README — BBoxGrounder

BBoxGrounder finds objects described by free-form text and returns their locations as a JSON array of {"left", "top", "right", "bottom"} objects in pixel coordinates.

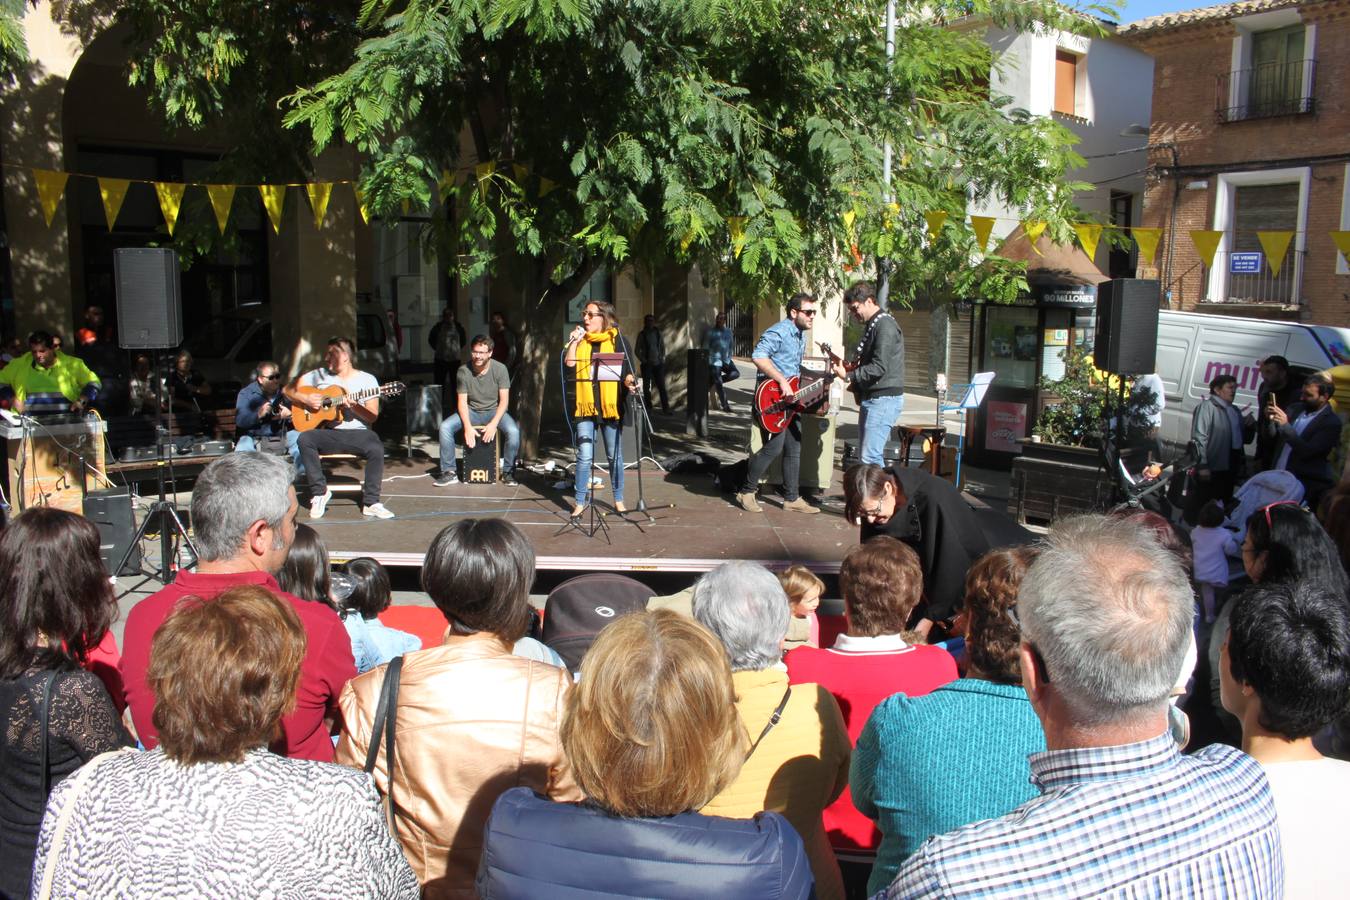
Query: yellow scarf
[{"left": 574, "top": 327, "right": 621, "bottom": 419}]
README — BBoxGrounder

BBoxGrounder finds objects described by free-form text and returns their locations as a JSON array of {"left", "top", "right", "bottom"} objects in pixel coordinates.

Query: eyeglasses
[
  {"left": 798, "top": 309, "right": 818, "bottom": 317},
  {"left": 583, "top": 311, "right": 602, "bottom": 319},
  {"left": 857, "top": 501, "right": 885, "bottom": 521},
  {"left": 261, "top": 373, "right": 280, "bottom": 381}
]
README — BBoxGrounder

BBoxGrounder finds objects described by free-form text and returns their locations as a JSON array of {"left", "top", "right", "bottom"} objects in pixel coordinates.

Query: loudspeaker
[
  {"left": 1094, "top": 278, "right": 1160, "bottom": 375},
  {"left": 83, "top": 488, "right": 141, "bottom": 576},
  {"left": 685, "top": 348, "right": 709, "bottom": 436},
  {"left": 114, "top": 248, "right": 183, "bottom": 349}
]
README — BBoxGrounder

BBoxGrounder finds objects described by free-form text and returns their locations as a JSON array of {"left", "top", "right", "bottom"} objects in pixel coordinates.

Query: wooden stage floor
[{"left": 309, "top": 456, "right": 859, "bottom": 575}]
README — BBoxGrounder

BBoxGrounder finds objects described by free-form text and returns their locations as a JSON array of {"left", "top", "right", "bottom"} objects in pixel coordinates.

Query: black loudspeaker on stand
[
  {"left": 1094, "top": 278, "right": 1160, "bottom": 376},
  {"left": 112, "top": 248, "right": 198, "bottom": 591},
  {"left": 83, "top": 488, "right": 141, "bottom": 576}
]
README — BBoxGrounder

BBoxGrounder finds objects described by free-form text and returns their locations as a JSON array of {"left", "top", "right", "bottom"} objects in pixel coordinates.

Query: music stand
[
  {"left": 554, "top": 350, "right": 626, "bottom": 542},
  {"left": 938, "top": 371, "right": 994, "bottom": 488}
]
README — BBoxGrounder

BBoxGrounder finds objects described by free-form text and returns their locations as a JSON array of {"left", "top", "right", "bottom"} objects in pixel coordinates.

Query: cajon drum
[{"left": 463, "top": 430, "right": 500, "bottom": 483}]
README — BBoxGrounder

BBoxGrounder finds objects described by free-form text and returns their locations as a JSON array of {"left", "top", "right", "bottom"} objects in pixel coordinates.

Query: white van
[{"left": 1154, "top": 310, "right": 1350, "bottom": 452}]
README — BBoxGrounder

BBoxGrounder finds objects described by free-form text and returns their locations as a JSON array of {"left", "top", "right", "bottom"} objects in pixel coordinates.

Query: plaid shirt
[{"left": 882, "top": 731, "right": 1282, "bottom": 899}]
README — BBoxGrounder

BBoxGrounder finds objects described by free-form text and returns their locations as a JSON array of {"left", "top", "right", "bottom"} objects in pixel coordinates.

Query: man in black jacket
[
  {"left": 1269, "top": 374, "right": 1343, "bottom": 509},
  {"left": 636, "top": 315, "right": 670, "bottom": 413},
  {"left": 428, "top": 307, "right": 466, "bottom": 405},
  {"left": 833, "top": 281, "right": 905, "bottom": 466},
  {"left": 1256, "top": 355, "right": 1302, "bottom": 471}
]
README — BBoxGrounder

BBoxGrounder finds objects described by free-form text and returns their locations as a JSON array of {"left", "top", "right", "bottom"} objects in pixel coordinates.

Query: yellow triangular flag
[
  {"left": 1256, "top": 231, "right": 1294, "bottom": 277},
  {"left": 1132, "top": 227, "right": 1163, "bottom": 266},
  {"left": 1189, "top": 230, "right": 1223, "bottom": 268},
  {"left": 512, "top": 163, "right": 529, "bottom": 183},
  {"left": 728, "top": 216, "right": 748, "bottom": 259},
  {"left": 1332, "top": 231, "right": 1350, "bottom": 266},
  {"left": 352, "top": 185, "right": 370, "bottom": 225},
  {"left": 153, "top": 182, "right": 187, "bottom": 236},
  {"left": 924, "top": 210, "right": 948, "bottom": 243},
  {"left": 305, "top": 183, "right": 333, "bottom": 231},
  {"left": 258, "top": 184, "right": 287, "bottom": 234},
  {"left": 969, "top": 216, "right": 995, "bottom": 253},
  {"left": 1023, "top": 220, "right": 1047, "bottom": 255},
  {"left": 1073, "top": 223, "right": 1103, "bottom": 261},
  {"left": 31, "top": 169, "right": 68, "bottom": 227},
  {"left": 475, "top": 161, "right": 496, "bottom": 200},
  {"left": 539, "top": 177, "right": 557, "bottom": 197},
  {"left": 97, "top": 178, "right": 130, "bottom": 231},
  {"left": 842, "top": 209, "right": 857, "bottom": 232},
  {"left": 205, "top": 184, "right": 236, "bottom": 235}
]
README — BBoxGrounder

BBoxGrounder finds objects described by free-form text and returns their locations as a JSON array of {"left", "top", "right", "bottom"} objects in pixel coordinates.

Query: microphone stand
[{"left": 553, "top": 345, "right": 611, "bottom": 542}]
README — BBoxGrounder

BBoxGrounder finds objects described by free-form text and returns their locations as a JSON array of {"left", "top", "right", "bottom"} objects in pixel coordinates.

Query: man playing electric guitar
[
  {"left": 834, "top": 280, "right": 905, "bottom": 466},
  {"left": 734, "top": 292, "right": 820, "bottom": 515},
  {"left": 283, "top": 336, "right": 395, "bottom": 520}
]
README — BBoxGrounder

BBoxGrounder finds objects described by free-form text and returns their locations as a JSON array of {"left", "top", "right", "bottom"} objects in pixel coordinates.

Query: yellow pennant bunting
[
  {"left": 842, "top": 209, "right": 857, "bottom": 232},
  {"left": 306, "top": 183, "right": 333, "bottom": 231},
  {"left": 1256, "top": 231, "right": 1294, "bottom": 277},
  {"left": 352, "top": 185, "right": 370, "bottom": 225},
  {"left": 512, "top": 164, "right": 529, "bottom": 183},
  {"left": 1073, "top": 223, "right": 1103, "bottom": 261},
  {"left": 259, "top": 184, "right": 287, "bottom": 234},
  {"left": 153, "top": 182, "right": 187, "bottom": 236},
  {"left": 475, "top": 161, "right": 496, "bottom": 200},
  {"left": 1131, "top": 227, "right": 1163, "bottom": 267},
  {"left": 924, "top": 210, "right": 948, "bottom": 243},
  {"left": 727, "top": 217, "right": 748, "bottom": 259},
  {"left": 1189, "top": 230, "right": 1223, "bottom": 268},
  {"left": 31, "top": 169, "right": 68, "bottom": 227},
  {"left": 205, "top": 184, "right": 236, "bottom": 234},
  {"left": 539, "top": 177, "right": 557, "bottom": 197},
  {"left": 97, "top": 178, "right": 130, "bottom": 231},
  {"left": 1022, "top": 220, "right": 1047, "bottom": 255},
  {"left": 1332, "top": 231, "right": 1350, "bottom": 266},
  {"left": 969, "top": 216, "right": 996, "bottom": 253}
]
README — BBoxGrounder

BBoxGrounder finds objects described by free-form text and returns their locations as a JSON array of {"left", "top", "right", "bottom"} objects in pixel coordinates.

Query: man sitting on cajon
[{"left": 435, "top": 335, "right": 519, "bottom": 485}]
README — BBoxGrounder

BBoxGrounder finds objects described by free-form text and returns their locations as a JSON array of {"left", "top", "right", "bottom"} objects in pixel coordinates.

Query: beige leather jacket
[{"left": 336, "top": 631, "right": 580, "bottom": 899}]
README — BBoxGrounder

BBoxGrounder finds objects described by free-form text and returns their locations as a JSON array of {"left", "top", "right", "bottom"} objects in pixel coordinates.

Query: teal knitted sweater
[{"left": 851, "top": 679, "right": 1045, "bottom": 896}]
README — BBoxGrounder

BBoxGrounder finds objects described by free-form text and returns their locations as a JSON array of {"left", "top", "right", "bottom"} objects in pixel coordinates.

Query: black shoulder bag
[{"left": 362, "top": 656, "right": 404, "bottom": 832}]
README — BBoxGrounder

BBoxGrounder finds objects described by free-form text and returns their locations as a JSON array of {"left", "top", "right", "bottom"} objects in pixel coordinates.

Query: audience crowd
[{"left": 2, "top": 448, "right": 1348, "bottom": 899}]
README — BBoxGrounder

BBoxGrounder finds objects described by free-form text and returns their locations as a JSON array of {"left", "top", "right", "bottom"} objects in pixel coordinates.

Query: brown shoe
[
  {"left": 782, "top": 497, "right": 819, "bottom": 514},
  {"left": 736, "top": 492, "right": 762, "bottom": 513}
]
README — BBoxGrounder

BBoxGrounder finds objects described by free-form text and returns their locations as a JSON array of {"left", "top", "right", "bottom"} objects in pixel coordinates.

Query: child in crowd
[
  {"left": 779, "top": 565, "right": 823, "bottom": 651},
  {"left": 1191, "top": 500, "right": 1239, "bottom": 623},
  {"left": 336, "top": 557, "right": 421, "bottom": 673}
]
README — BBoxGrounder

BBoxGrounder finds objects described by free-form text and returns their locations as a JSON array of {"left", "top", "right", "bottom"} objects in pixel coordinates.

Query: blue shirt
[
  {"left": 852, "top": 679, "right": 1044, "bottom": 895},
  {"left": 752, "top": 318, "right": 805, "bottom": 379},
  {"left": 705, "top": 326, "right": 734, "bottom": 368},
  {"left": 341, "top": 614, "right": 422, "bottom": 674},
  {"left": 235, "top": 381, "right": 290, "bottom": 438},
  {"left": 883, "top": 731, "right": 1282, "bottom": 898}
]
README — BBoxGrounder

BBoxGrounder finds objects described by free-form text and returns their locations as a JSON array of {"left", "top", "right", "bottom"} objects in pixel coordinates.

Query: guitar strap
[{"left": 850, "top": 312, "right": 893, "bottom": 400}]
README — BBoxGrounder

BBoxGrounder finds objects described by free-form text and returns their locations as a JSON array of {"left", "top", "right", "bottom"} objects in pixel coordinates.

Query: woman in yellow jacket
[{"left": 695, "top": 561, "right": 851, "bottom": 900}]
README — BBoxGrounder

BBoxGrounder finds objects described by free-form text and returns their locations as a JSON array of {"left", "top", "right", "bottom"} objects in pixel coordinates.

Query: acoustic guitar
[
  {"left": 292, "top": 381, "right": 406, "bottom": 432},
  {"left": 752, "top": 343, "right": 855, "bottom": 434}
]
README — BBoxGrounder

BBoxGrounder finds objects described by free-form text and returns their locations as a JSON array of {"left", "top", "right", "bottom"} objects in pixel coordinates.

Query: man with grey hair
[
  {"left": 693, "top": 561, "right": 852, "bottom": 899},
  {"left": 884, "top": 515, "right": 1282, "bottom": 898},
  {"left": 119, "top": 453, "right": 355, "bottom": 762}
]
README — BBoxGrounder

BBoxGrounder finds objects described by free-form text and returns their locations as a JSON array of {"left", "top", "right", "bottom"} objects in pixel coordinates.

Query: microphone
[{"left": 565, "top": 327, "right": 586, "bottom": 348}]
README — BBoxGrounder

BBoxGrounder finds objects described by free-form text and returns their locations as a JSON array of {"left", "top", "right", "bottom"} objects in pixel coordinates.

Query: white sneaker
[
  {"left": 309, "top": 489, "right": 333, "bottom": 519},
  {"left": 362, "top": 502, "right": 395, "bottom": 520}
]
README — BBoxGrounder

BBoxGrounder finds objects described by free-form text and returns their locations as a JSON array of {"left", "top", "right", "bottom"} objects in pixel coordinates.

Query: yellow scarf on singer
[{"left": 574, "top": 327, "right": 621, "bottom": 419}]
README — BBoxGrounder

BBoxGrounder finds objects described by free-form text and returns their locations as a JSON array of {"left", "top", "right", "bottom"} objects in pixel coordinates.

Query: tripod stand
[
  {"left": 115, "top": 349, "right": 198, "bottom": 594},
  {"left": 615, "top": 387, "right": 674, "bottom": 530}
]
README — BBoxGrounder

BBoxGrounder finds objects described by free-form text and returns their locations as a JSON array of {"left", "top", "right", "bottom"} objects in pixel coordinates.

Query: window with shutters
[
  {"left": 1053, "top": 50, "right": 1079, "bottom": 117},
  {"left": 1205, "top": 169, "right": 1309, "bottom": 306}
]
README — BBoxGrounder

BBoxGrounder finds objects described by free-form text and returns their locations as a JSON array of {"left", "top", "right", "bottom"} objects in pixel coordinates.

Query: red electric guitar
[{"left": 753, "top": 343, "right": 856, "bottom": 434}]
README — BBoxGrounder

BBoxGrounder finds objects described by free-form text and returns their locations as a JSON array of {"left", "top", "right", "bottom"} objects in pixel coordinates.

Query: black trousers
[
  {"left": 641, "top": 363, "right": 669, "bottom": 412},
  {"left": 298, "top": 427, "right": 385, "bottom": 506},
  {"left": 740, "top": 419, "right": 802, "bottom": 501},
  {"left": 433, "top": 358, "right": 460, "bottom": 405}
]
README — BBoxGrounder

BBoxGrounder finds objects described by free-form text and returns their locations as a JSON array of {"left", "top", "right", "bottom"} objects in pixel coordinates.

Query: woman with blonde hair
[
  {"left": 564, "top": 299, "right": 638, "bottom": 518},
  {"left": 477, "top": 609, "right": 814, "bottom": 898}
]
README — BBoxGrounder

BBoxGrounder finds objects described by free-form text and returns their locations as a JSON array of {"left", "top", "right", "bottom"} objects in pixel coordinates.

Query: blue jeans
[
  {"left": 858, "top": 394, "right": 904, "bottom": 466},
  {"left": 236, "top": 430, "right": 303, "bottom": 475},
  {"left": 574, "top": 417, "right": 624, "bottom": 506},
  {"left": 439, "top": 408, "right": 520, "bottom": 475}
]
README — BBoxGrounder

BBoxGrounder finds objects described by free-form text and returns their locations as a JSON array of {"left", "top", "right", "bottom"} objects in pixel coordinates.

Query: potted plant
[{"left": 1008, "top": 347, "right": 1159, "bottom": 523}]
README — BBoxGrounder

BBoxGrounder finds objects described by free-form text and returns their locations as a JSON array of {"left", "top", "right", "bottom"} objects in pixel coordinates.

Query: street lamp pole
[{"left": 877, "top": 0, "right": 896, "bottom": 305}]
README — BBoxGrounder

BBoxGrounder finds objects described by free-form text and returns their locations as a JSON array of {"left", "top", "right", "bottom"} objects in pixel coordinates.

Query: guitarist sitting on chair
[
  {"left": 283, "top": 336, "right": 395, "bottom": 521},
  {"left": 734, "top": 292, "right": 820, "bottom": 515}
]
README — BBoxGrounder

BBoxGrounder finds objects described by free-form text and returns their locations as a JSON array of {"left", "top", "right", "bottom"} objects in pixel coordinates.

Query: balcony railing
[
  {"left": 1216, "top": 59, "right": 1316, "bottom": 123},
  {"left": 1204, "top": 249, "right": 1305, "bottom": 306}
]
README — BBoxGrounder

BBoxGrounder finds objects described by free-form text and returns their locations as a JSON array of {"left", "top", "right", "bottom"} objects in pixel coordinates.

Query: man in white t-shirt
[
  {"left": 283, "top": 336, "right": 393, "bottom": 519},
  {"left": 1221, "top": 579, "right": 1350, "bottom": 897}
]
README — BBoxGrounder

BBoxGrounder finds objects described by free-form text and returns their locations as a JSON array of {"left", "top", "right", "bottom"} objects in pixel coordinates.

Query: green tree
[{"left": 57, "top": 0, "right": 1112, "bottom": 452}]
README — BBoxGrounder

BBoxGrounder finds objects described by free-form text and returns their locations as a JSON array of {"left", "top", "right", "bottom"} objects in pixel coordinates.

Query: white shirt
[
  {"left": 1261, "top": 756, "right": 1350, "bottom": 898},
  {"left": 302, "top": 368, "right": 379, "bottom": 430}
]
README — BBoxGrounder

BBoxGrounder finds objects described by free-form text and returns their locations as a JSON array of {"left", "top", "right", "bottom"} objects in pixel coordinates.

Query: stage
[{"left": 309, "top": 455, "right": 860, "bottom": 576}]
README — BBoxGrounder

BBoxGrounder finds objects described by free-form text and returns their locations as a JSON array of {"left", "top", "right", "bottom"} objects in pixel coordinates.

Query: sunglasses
[
  {"left": 798, "top": 309, "right": 818, "bottom": 317},
  {"left": 261, "top": 374, "right": 280, "bottom": 381},
  {"left": 583, "top": 311, "right": 601, "bottom": 318}
]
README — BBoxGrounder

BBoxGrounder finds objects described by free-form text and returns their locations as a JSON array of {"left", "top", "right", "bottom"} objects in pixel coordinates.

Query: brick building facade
[{"left": 1120, "top": 0, "right": 1350, "bottom": 327}]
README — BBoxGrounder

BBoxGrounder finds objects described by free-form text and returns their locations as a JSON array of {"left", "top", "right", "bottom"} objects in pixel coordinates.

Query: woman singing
[{"left": 565, "top": 300, "right": 638, "bottom": 520}]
